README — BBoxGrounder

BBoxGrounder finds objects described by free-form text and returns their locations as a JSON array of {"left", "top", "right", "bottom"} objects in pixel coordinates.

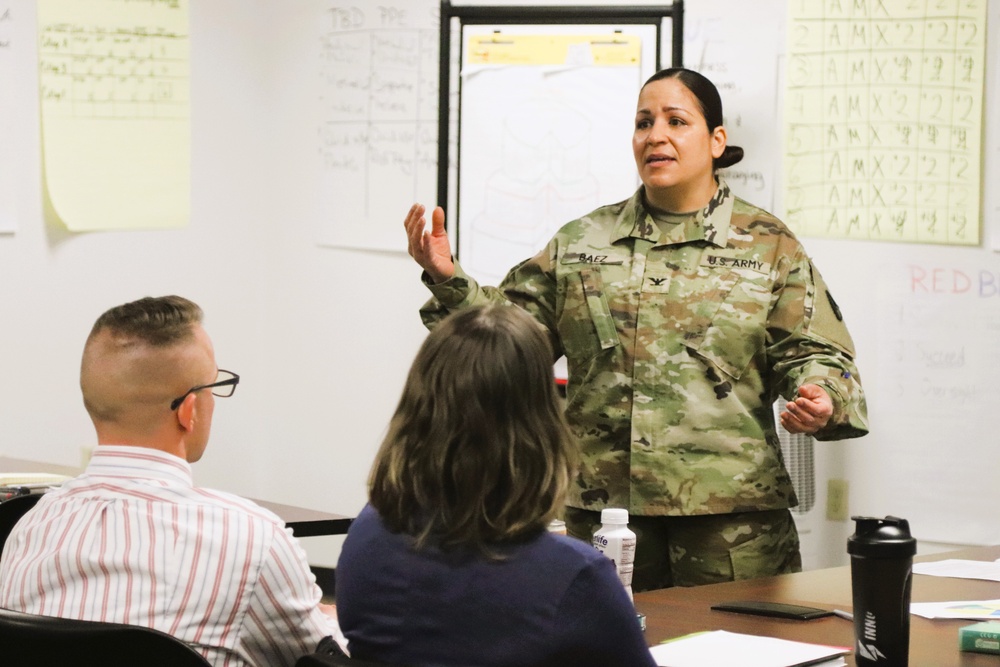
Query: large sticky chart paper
[
  {"left": 457, "top": 26, "right": 653, "bottom": 285},
  {"left": 784, "top": 0, "right": 987, "bottom": 245},
  {"left": 37, "top": 0, "right": 190, "bottom": 231},
  {"left": 316, "top": 1, "right": 438, "bottom": 252}
]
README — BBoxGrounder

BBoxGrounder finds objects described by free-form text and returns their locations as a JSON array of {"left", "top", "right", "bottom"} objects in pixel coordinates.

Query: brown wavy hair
[{"left": 369, "top": 305, "right": 578, "bottom": 555}]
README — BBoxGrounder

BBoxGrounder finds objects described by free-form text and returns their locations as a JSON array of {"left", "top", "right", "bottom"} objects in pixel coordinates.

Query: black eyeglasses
[{"left": 170, "top": 369, "right": 240, "bottom": 410}]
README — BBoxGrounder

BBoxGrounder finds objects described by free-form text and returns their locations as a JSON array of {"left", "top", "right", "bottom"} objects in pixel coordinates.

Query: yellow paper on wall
[
  {"left": 783, "top": 0, "right": 986, "bottom": 245},
  {"left": 466, "top": 33, "right": 640, "bottom": 67},
  {"left": 37, "top": 0, "right": 190, "bottom": 231}
]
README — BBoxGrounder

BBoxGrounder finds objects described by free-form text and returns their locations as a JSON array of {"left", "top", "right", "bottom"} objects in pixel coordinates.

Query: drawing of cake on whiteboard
[{"left": 466, "top": 99, "right": 600, "bottom": 283}]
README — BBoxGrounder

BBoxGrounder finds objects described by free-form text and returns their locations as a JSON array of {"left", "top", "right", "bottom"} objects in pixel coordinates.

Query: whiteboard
[
  {"left": 456, "top": 24, "right": 657, "bottom": 284},
  {"left": 315, "top": 0, "right": 439, "bottom": 252}
]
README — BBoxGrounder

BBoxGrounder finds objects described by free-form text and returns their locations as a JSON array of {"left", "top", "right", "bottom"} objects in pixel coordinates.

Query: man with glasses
[{"left": 0, "top": 295, "right": 344, "bottom": 666}]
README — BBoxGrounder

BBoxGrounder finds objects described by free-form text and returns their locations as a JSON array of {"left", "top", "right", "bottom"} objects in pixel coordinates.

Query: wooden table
[
  {"left": 0, "top": 456, "right": 353, "bottom": 537},
  {"left": 636, "top": 545, "right": 1000, "bottom": 666}
]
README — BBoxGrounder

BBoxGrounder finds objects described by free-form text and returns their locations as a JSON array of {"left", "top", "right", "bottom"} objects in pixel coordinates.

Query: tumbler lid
[{"left": 848, "top": 515, "right": 917, "bottom": 558}]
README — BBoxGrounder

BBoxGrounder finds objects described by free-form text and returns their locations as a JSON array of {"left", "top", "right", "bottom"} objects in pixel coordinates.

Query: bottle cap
[
  {"left": 848, "top": 515, "right": 917, "bottom": 558},
  {"left": 601, "top": 508, "right": 629, "bottom": 525}
]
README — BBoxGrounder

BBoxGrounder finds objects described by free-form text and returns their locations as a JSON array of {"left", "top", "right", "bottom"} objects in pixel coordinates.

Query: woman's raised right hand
[{"left": 404, "top": 203, "right": 455, "bottom": 284}]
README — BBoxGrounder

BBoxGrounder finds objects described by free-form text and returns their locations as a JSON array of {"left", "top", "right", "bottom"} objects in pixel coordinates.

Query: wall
[
  {"left": 1, "top": 0, "right": 999, "bottom": 570},
  {"left": 0, "top": 0, "right": 431, "bottom": 567}
]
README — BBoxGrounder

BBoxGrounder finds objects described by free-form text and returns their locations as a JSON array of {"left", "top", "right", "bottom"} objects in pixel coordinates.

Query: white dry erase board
[
  {"left": 315, "top": 0, "right": 440, "bottom": 252},
  {"left": 454, "top": 24, "right": 657, "bottom": 285},
  {"left": 440, "top": 3, "right": 683, "bottom": 286}
]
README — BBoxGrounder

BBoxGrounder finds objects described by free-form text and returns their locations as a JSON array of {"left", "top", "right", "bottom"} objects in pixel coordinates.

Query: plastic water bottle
[{"left": 592, "top": 508, "right": 636, "bottom": 602}]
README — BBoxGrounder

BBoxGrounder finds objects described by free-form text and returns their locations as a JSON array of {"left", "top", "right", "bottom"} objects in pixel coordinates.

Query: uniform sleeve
[
  {"left": 237, "top": 525, "right": 339, "bottom": 667},
  {"left": 419, "top": 247, "right": 564, "bottom": 358},
  {"left": 766, "top": 246, "right": 869, "bottom": 441},
  {"left": 549, "top": 558, "right": 657, "bottom": 667}
]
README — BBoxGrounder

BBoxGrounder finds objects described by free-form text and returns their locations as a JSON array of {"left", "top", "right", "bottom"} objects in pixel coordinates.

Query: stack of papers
[
  {"left": 910, "top": 560, "right": 1000, "bottom": 620},
  {"left": 649, "top": 630, "right": 849, "bottom": 667}
]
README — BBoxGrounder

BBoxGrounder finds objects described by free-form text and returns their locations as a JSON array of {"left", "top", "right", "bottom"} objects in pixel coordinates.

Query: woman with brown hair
[{"left": 336, "top": 305, "right": 655, "bottom": 667}]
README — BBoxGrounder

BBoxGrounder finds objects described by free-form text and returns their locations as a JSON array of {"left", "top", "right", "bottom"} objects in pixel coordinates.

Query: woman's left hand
[{"left": 779, "top": 384, "right": 833, "bottom": 435}]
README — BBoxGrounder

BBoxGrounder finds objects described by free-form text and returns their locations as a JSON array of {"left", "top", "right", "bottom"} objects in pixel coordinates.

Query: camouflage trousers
[{"left": 563, "top": 507, "right": 802, "bottom": 592}]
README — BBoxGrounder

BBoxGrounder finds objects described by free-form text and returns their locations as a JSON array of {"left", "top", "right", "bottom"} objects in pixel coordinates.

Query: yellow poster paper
[
  {"left": 38, "top": 0, "right": 190, "bottom": 231},
  {"left": 784, "top": 0, "right": 986, "bottom": 245},
  {"left": 466, "top": 33, "right": 640, "bottom": 67}
]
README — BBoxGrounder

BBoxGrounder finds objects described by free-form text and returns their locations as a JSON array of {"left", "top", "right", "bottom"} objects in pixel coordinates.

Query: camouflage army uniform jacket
[{"left": 419, "top": 180, "right": 868, "bottom": 516}]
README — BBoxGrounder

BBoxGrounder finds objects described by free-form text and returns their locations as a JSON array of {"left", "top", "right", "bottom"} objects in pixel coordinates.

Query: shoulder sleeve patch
[{"left": 826, "top": 289, "right": 843, "bottom": 321}]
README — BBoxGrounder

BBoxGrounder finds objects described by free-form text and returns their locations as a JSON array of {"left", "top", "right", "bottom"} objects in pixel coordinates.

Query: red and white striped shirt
[{"left": 0, "top": 446, "right": 338, "bottom": 667}]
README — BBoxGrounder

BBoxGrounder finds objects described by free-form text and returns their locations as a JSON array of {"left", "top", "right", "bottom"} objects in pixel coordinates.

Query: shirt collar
[
  {"left": 84, "top": 445, "right": 194, "bottom": 487},
  {"left": 611, "top": 177, "right": 734, "bottom": 248}
]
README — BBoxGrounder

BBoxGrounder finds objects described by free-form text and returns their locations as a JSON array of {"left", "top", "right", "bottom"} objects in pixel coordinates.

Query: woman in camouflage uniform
[{"left": 403, "top": 68, "right": 868, "bottom": 591}]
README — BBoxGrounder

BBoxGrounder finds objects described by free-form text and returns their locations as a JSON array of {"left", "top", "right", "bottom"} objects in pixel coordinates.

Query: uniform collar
[{"left": 611, "top": 178, "right": 734, "bottom": 248}]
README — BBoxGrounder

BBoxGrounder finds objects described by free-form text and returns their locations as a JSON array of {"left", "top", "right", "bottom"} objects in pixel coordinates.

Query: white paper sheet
[
  {"left": 910, "top": 599, "right": 1000, "bottom": 621},
  {"left": 913, "top": 559, "right": 1000, "bottom": 583},
  {"left": 649, "top": 630, "right": 848, "bottom": 667}
]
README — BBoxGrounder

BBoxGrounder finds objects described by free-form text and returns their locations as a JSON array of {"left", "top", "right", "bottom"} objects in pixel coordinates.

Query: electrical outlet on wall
[{"left": 826, "top": 479, "right": 849, "bottom": 522}]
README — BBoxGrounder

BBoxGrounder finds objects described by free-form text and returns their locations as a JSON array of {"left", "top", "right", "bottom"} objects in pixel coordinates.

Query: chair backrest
[
  {"left": 0, "top": 607, "right": 212, "bottom": 666},
  {"left": 296, "top": 636, "right": 405, "bottom": 667},
  {"left": 0, "top": 493, "right": 41, "bottom": 557}
]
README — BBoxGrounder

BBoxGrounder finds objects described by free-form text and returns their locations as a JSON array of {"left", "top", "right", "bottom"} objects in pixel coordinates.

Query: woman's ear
[{"left": 711, "top": 125, "right": 727, "bottom": 159}]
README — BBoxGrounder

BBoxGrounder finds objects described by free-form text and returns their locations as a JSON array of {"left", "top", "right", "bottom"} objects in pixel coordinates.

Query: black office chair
[
  {"left": 0, "top": 493, "right": 41, "bottom": 557},
  {"left": 0, "top": 607, "right": 212, "bottom": 666},
  {"left": 296, "top": 637, "right": 404, "bottom": 666}
]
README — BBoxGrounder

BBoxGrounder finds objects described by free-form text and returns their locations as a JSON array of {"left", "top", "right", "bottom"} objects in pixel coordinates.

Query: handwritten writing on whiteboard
[
  {"left": 784, "top": 0, "right": 987, "bottom": 245},
  {"left": 0, "top": 6, "right": 10, "bottom": 49},
  {"left": 317, "top": 2, "right": 438, "bottom": 252},
  {"left": 685, "top": 0, "right": 782, "bottom": 211},
  {"left": 879, "top": 263, "right": 1000, "bottom": 414},
  {"left": 875, "top": 261, "right": 1000, "bottom": 543}
]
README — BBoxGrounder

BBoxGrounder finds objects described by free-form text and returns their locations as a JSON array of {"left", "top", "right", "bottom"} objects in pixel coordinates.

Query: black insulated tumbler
[{"left": 848, "top": 516, "right": 917, "bottom": 667}]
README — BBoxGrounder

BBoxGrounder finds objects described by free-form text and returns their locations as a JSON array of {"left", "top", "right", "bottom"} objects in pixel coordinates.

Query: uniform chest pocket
[
  {"left": 557, "top": 267, "right": 621, "bottom": 362},
  {"left": 644, "top": 268, "right": 771, "bottom": 380}
]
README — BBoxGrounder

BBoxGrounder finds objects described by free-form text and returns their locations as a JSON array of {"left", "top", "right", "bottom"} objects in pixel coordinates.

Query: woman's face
[{"left": 632, "top": 77, "right": 726, "bottom": 211}]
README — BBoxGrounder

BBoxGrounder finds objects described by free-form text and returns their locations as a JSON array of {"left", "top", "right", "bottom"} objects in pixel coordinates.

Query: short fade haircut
[
  {"left": 88, "top": 295, "right": 203, "bottom": 347},
  {"left": 369, "top": 305, "right": 579, "bottom": 556}
]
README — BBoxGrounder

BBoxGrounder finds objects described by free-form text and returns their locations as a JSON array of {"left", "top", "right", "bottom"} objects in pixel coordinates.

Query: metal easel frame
[{"left": 436, "top": 1, "right": 685, "bottom": 212}]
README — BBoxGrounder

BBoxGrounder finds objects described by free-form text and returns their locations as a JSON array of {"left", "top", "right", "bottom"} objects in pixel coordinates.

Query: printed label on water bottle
[
  {"left": 619, "top": 536, "right": 635, "bottom": 566},
  {"left": 857, "top": 611, "right": 887, "bottom": 662},
  {"left": 594, "top": 534, "right": 636, "bottom": 588}
]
